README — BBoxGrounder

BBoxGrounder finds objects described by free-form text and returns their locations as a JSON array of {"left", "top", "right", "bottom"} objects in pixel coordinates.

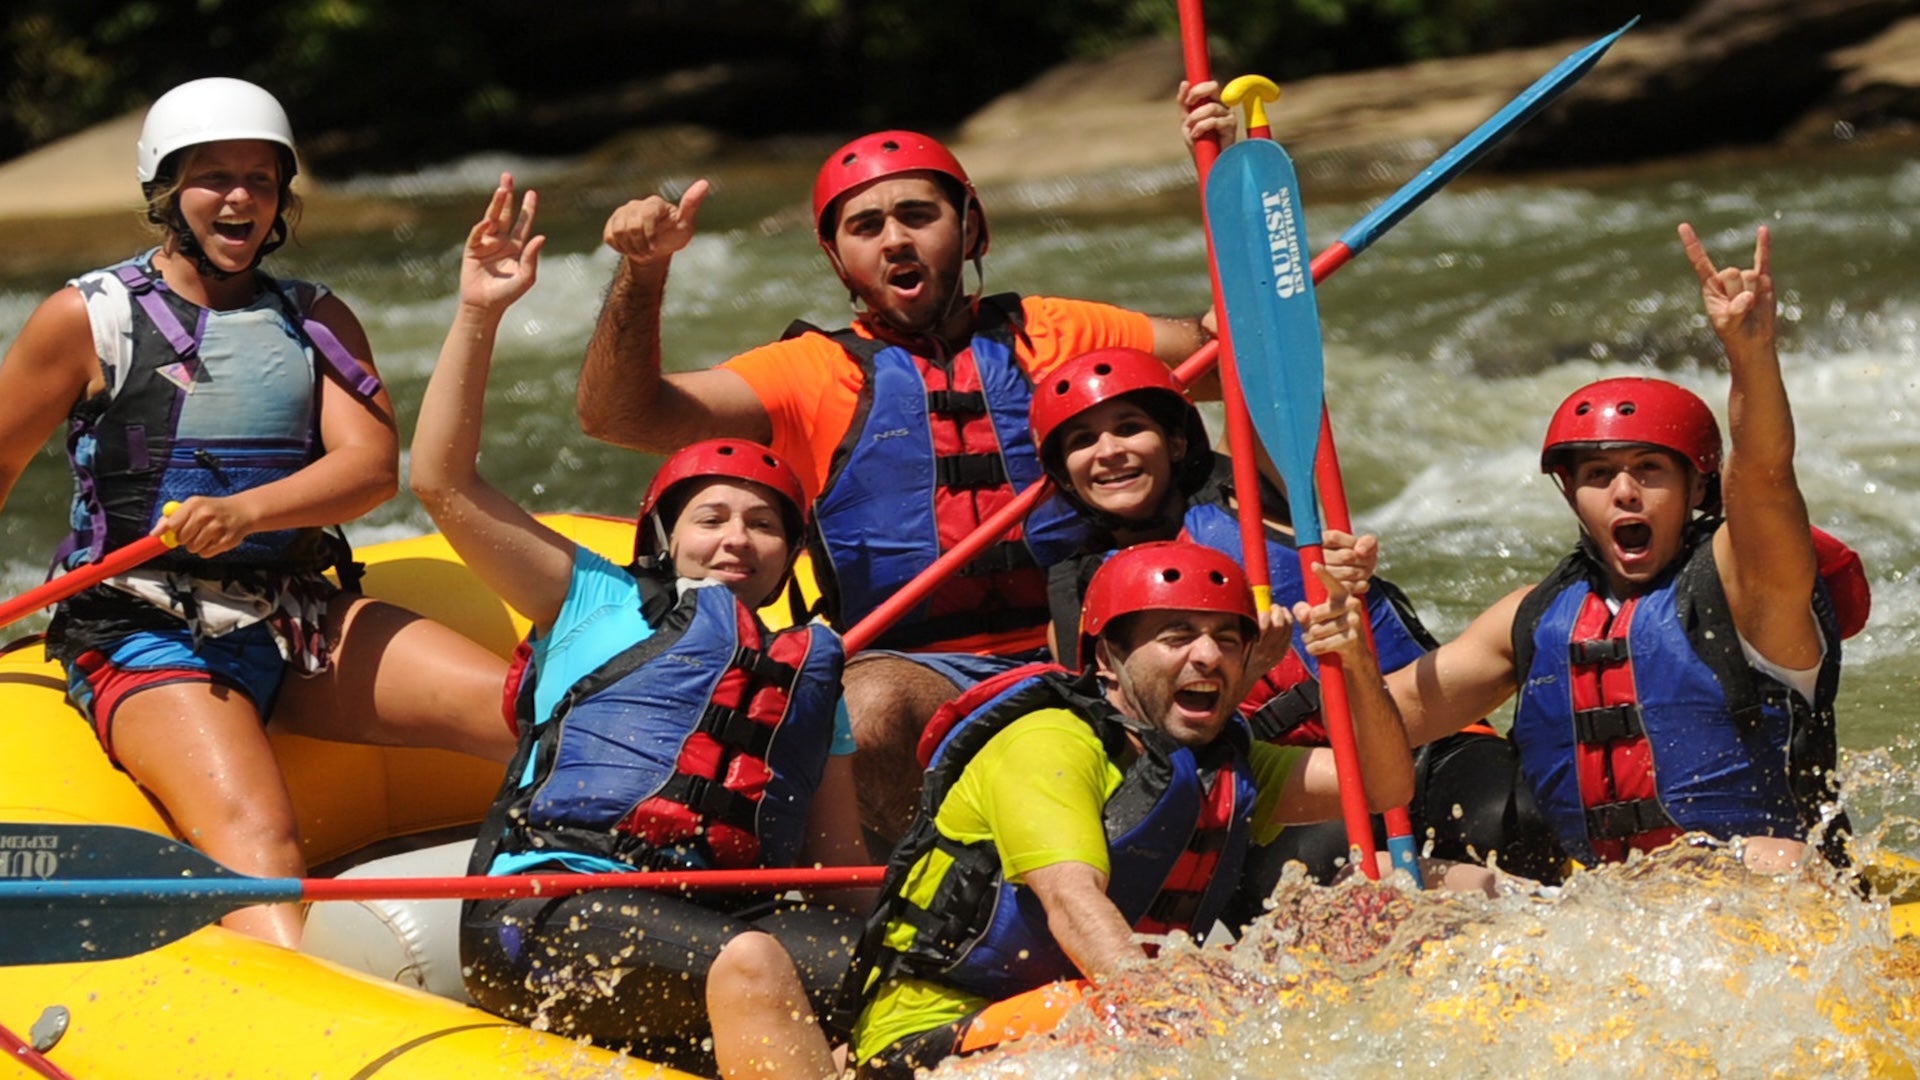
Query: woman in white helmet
[{"left": 0, "top": 77, "right": 517, "bottom": 948}]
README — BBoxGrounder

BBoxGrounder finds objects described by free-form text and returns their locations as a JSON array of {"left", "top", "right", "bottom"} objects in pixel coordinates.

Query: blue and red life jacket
[
  {"left": 479, "top": 572, "right": 845, "bottom": 875},
  {"left": 1509, "top": 526, "right": 1844, "bottom": 866},
  {"left": 787, "top": 294, "right": 1084, "bottom": 653},
  {"left": 837, "top": 664, "right": 1256, "bottom": 1013},
  {"left": 60, "top": 254, "right": 380, "bottom": 576}
]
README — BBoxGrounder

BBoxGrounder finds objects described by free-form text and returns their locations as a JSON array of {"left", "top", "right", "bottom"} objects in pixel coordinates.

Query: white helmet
[{"left": 136, "top": 77, "right": 297, "bottom": 184}]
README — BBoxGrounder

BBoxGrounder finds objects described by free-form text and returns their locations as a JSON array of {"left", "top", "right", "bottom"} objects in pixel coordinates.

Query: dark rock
[{"left": 1493, "top": 0, "right": 1913, "bottom": 168}]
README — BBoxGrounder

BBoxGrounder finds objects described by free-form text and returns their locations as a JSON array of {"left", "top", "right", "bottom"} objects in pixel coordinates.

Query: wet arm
[
  {"left": 1148, "top": 314, "right": 1220, "bottom": 400},
  {"left": 410, "top": 180, "right": 574, "bottom": 629},
  {"left": 1024, "top": 860, "right": 1142, "bottom": 979},
  {"left": 1681, "top": 223, "right": 1821, "bottom": 669},
  {"left": 1385, "top": 586, "right": 1529, "bottom": 748},
  {"left": 1272, "top": 562, "right": 1414, "bottom": 821},
  {"left": 800, "top": 753, "right": 881, "bottom": 910},
  {"left": 577, "top": 183, "right": 772, "bottom": 452},
  {"left": 0, "top": 288, "right": 98, "bottom": 512}
]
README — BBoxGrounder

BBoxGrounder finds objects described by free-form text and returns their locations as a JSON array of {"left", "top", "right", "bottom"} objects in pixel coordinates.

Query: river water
[{"left": 1, "top": 131, "right": 1916, "bottom": 1074}]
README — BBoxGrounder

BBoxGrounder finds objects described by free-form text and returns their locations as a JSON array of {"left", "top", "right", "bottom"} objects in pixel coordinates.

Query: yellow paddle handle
[
  {"left": 159, "top": 500, "right": 182, "bottom": 548},
  {"left": 1222, "top": 75, "right": 1281, "bottom": 132}
]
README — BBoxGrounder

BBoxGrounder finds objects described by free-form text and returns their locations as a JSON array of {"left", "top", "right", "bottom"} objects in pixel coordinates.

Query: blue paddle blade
[
  {"left": 1336, "top": 18, "right": 1635, "bottom": 257},
  {"left": 1206, "top": 138, "right": 1326, "bottom": 547},
  {"left": 0, "top": 822, "right": 292, "bottom": 965}
]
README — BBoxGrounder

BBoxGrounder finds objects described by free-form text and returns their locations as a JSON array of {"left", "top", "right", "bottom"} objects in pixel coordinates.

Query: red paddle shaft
[
  {"left": 1178, "top": 0, "right": 1274, "bottom": 607},
  {"left": 0, "top": 534, "right": 171, "bottom": 630}
]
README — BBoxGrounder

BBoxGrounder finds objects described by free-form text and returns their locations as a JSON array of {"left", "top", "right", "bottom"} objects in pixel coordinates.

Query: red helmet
[
  {"left": 1080, "top": 541, "right": 1258, "bottom": 656},
  {"left": 1541, "top": 377, "right": 1722, "bottom": 493},
  {"left": 811, "top": 130, "right": 987, "bottom": 260},
  {"left": 1031, "top": 347, "right": 1214, "bottom": 495},
  {"left": 635, "top": 439, "right": 808, "bottom": 562}
]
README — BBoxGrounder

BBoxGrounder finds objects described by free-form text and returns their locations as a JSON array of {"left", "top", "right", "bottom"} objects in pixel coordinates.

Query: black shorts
[
  {"left": 855, "top": 1014, "right": 980, "bottom": 1080},
  {"left": 461, "top": 887, "right": 860, "bottom": 1073}
]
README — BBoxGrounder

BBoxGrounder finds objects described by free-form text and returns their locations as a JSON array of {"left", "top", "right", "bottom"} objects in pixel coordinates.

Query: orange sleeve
[
  {"left": 719, "top": 335, "right": 865, "bottom": 499},
  {"left": 1013, "top": 296, "right": 1157, "bottom": 382}
]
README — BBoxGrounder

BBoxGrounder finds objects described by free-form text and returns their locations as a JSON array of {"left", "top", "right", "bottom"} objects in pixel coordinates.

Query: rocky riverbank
[{"left": 1, "top": 0, "right": 1914, "bottom": 279}]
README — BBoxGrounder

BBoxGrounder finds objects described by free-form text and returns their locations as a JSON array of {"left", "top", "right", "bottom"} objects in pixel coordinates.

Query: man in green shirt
[{"left": 842, "top": 539, "right": 1417, "bottom": 1077}]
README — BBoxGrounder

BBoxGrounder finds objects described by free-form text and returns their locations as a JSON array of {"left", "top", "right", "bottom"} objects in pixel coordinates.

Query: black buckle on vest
[
  {"left": 731, "top": 646, "right": 798, "bottom": 691},
  {"left": 935, "top": 453, "right": 1006, "bottom": 489},
  {"left": 664, "top": 774, "right": 756, "bottom": 830},
  {"left": 700, "top": 704, "right": 775, "bottom": 758},
  {"left": 1585, "top": 798, "right": 1675, "bottom": 840},
  {"left": 926, "top": 390, "right": 987, "bottom": 416},
  {"left": 1247, "top": 681, "right": 1321, "bottom": 742},
  {"left": 1569, "top": 637, "right": 1631, "bottom": 664},
  {"left": 1573, "top": 703, "right": 1644, "bottom": 743}
]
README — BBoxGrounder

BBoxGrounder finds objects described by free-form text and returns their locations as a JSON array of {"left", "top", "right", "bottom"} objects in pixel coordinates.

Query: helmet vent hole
[
  {"left": 1574, "top": 403, "right": 1593, "bottom": 416},
  {"left": 1618, "top": 402, "right": 1637, "bottom": 415},
  {"left": 1162, "top": 569, "right": 1182, "bottom": 584},
  {"left": 881, "top": 140, "right": 901, "bottom": 153},
  {"left": 1208, "top": 570, "right": 1228, "bottom": 585},
  {"left": 1093, "top": 363, "right": 1112, "bottom": 376}
]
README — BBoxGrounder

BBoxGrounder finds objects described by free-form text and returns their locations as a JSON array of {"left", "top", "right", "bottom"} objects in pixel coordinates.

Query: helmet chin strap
[{"left": 163, "top": 205, "right": 287, "bottom": 282}]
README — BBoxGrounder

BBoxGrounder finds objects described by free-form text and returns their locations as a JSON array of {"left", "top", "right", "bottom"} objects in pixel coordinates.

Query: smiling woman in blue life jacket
[
  {"left": 1028, "top": 347, "right": 1566, "bottom": 892},
  {"left": 0, "top": 78, "right": 513, "bottom": 949},
  {"left": 1387, "top": 225, "right": 1859, "bottom": 875},
  {"left": 411, "top": 177, "right": 870, "bottom": 1080}
]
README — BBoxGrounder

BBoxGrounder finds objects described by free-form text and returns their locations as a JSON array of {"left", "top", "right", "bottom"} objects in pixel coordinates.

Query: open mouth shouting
[
  {"left": 884, "top": 261, "right": 926, "bottom": 299},
  {"left": 1172, "top": 678, "right": 1224, "bottom": 722},
  {"left": 1608, "top": 517, "right": 1657, "bottom": 571},
  {"left": 210, "top": 217, "right": 257, "bottom": 249}
]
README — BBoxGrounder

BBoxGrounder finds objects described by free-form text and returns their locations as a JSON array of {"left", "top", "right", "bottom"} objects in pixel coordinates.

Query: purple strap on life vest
[
  {"left": 112, "top": 262, "right": 382, "bottom": 404},
  {"left": 299, "top": 315, "right": 383, "bottom": 403},
  {"left": 114, "top": 264, "right": 202, "bottom": 368}
]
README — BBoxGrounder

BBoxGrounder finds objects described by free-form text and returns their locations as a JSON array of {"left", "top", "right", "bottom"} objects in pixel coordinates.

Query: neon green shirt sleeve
[{"left": 937, "top": 707, "right": 1122, "bottom": 882}]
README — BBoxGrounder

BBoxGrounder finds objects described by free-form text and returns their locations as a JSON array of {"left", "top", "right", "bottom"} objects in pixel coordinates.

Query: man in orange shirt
[{"left": 578, "top": 92, "right": 1233, "bottom": 843}]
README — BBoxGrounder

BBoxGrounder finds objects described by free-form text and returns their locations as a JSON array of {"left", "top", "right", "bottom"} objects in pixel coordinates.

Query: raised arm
[
  {"left": 1146, "top": 78, "right": 1231, "bottom": 395},
  {"left": 1680, "top": 223, "right": 1822, "bottom": 670},
  {"left": 577, "top": 180, "right": 772, "bottom": 453},
  {"left": 1273, "top": 560, "right": 1415, "bottom": 822},
  {"left": 409, "top": 175, "right": 575, "bottom": 630}
]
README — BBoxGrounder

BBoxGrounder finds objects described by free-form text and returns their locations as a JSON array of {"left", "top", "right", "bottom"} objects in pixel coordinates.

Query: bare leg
[
  {"left": 271, "top": 595, "right": 515, "bottom": 762},
  {"left": 843, "top": 654, "right": 962, "bottom": 847},
  {"left": 706, "top": 931, "right": 837, "bottom": 1079},
  {"left": 111, "top": 683, "right": 306, "bottom": 947}
]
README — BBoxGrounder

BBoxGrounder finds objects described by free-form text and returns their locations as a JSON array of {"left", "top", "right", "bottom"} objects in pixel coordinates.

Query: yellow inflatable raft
[
  {"left": 2, "top": 514, "right": 1915, "bottom": 1079},
  {"left": 0, "top": 514, "right": 695, "bottom": 1080}
]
